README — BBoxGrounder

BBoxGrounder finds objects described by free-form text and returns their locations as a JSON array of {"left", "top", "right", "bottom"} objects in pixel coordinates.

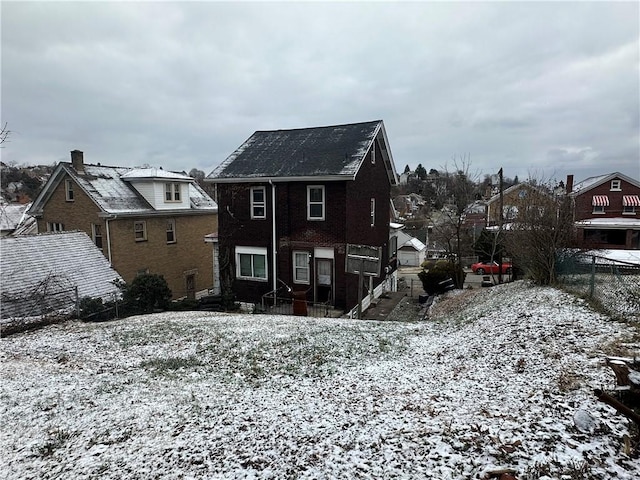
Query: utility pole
[{"left": 498, "top": 168, "right": 504, "bottom": 284}]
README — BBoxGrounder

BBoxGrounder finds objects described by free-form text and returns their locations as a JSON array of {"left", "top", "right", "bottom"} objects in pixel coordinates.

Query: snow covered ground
[{"left": 1, "top": 281, "right": 639, "bottom": 479}]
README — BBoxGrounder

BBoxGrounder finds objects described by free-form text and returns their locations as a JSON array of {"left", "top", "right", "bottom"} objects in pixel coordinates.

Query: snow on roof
[
  {"left": 0, "top": 231, "right": 122, "bottom": 318},
  {"left": 571, "top": 172, "right": 640, "bottom": 194},
  {"left": 0, "top": 203, "right": 32, "bottom": 231},
  {"left": 585, "top": 249, "right": 640, "bottom": 265},
  {"left": 55, "top": 163, "right": 217, "bottom": 214},
  {"left": 207, "top": 120, "right": 383, "bottom": 180},
  {"left": 397, "top": 230, "right": 426, "bottom": 251},
  {"left": 121, "top": 168, "right": 192, "bottom": 181}
]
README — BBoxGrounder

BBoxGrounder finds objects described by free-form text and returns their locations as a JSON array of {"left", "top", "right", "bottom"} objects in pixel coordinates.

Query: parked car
[{"left": 471, "top": 261, "right": 513, "bottom": 275}]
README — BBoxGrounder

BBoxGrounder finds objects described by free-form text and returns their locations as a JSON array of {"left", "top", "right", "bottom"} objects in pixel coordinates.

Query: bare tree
[
  {"left": 0, "top": 122, "right": 10, "bottom": 145},
  {"left": 429, "top": 154, "right": 480, "bottom": 288},
  {"left": 501, "top": 179, "right": 575, "bottom": 285}
]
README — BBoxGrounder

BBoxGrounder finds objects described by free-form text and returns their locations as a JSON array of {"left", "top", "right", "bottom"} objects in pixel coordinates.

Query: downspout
[
  {"left": 105, "top": 217, "right": 113, "bottom": 265},
  {"left": 269, "top": 180, "right": 277, "bottom": 294}
]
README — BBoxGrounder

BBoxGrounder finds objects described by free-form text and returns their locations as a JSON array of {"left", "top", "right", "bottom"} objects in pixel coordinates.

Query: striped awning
[
  {"left": 592, "top": 195, "right": 609, "bottom": 207},
  {"left": 623, "top": 195, "right": 640, "bottom": 207}
]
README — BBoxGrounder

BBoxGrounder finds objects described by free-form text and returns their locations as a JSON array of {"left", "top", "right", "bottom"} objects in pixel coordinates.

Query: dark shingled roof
[{"left": 208, "top": 120, "right": 384, "bottom": 180}]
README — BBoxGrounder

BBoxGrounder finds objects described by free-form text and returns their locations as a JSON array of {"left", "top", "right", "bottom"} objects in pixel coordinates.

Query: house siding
[
  {"left": 573, "top": 176, "right": 640, "bottom": 249},
  {"left": 217, "top": 141, "right": 393, "bottom": 311},
  {"left": 574, "top": 178, "right": 639, "bottom": 221},
  {"left": 38, "top": 173, "right": 217, "bottom": 299}
]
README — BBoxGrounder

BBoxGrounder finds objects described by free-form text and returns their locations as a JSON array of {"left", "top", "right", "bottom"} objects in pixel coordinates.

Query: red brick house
[
  {"left": 568, "top": 172, "right": 640, "bottom": 249},
  {"left": 206, "top": 120, "right": 399, "bottom": 313},
  {"left": 28, "top": 151, "right": 219, "bottom": 299}
]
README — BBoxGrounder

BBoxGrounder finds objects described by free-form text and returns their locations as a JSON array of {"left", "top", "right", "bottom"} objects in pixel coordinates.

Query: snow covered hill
[{"left": 1, "top": 281, "right": 638, "bottom": 479}]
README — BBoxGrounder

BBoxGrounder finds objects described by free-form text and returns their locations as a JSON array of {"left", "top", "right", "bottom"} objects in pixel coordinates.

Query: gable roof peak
[{"left": 207, "top": 119, "right": 396, "bottom": 183}]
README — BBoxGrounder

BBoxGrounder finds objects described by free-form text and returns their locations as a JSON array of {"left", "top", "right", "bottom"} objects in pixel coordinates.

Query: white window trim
[
  {"left": 47, "top": 222, "right": 64, "bottom": 232},
  {"left": 623, "top": 205, "right": 636, "bottom": 215},
  {"left": 250, "top": 186, "right": 266, "bottom": 219},
  {"left": 165, "top": 182, "right": 181, "bottom": 202},
  {"left": 293, "top": 251, "right": 310, "bottom": 284},
  {"left": 592, "top": 205, "right": 605, "bottom": 214},
  {"left": 166, "top": 219, "right": 176, "bottom": 244},
  {"left": 134, "top": 220, "right": 147, "bottom": 241},
  {"left": 92, "top": 223, "right": 103, "bottom": 250},
  {"left": 307, "top": 185, "right": 325, "bottom": 221},
  {"left": 370, "top": 198, "right": 376, "bottom": 227},
  {"left": 610, "top": 180, "right": 621, "bottom": 191},
  {"left": 65, "top": 179, "right": 74, "bottom": 201},
  {"left": 371, "top": 146, "right": 376, "bottom": 164},
  {"left": 235, "top": 246, "right": 268, "bottom": 282}
]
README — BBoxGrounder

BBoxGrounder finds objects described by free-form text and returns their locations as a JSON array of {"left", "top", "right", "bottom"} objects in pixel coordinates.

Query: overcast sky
[{"left": 2, "top": 1, "right": 639, "bottom": 183}]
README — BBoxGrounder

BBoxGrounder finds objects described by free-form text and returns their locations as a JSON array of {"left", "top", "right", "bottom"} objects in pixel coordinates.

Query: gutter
[{"left": 105, "top": 217, "right": 114, "bottom": 265}]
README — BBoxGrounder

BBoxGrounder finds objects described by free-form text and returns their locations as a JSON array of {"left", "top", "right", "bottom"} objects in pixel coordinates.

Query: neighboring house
[
  {"left": 28, "top": 150, "right": 219, "bottom": 299},
  {"left": 0, "top": 202, "right": 37, "bottom": 236},
  {"left": 206, "top": 120, "right": 399, "bottom": 312},
  {"left": 568, "top": 172, "right": 640, "bottom": 250},
  {"left": 485, "top": 183, "right": 550, "bottom": 227},
  {"left": 0, "top": 231, "right": 122, "bottom": 319},
  {"left": 396, "top": 230, "right": 427, "bottom": 266},
  {"left": 393, "top": 193, "right": 425, "bottom": 218}
]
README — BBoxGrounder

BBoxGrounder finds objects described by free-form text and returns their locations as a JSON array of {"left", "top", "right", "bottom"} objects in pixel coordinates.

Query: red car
[{"left": 471, "top": 261, "right": 513, "bottom": 275}]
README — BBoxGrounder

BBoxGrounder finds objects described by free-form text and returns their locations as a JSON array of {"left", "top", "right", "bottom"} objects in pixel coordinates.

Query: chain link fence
[{"left": 557, "top": 253, "right": 640, "bottom": 321}]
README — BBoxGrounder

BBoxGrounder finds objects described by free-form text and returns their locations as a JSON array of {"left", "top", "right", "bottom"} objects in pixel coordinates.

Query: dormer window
[
  {"left": 610, "top": 180, "right": 621, "bottom": 191},
  {"left": 165, "top": 183, "right": 181, "bottom": 202}
]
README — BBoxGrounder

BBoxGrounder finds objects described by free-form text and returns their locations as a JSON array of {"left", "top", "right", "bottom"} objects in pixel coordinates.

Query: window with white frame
[
  {"left": 134, "top": 220, "right": 147, "bottom": 241},
  {"left": 307, "top": 186, "right": 325, "bottom": 220},
  {"left": 47, "top": 222, "right": 64, "bottom": 232},
  {"left": 65, "top": 179, "right": 74, "bottom": 201},
  {"left": 610, "top": 180, "right": 621, "bottom": 191},
  {"left": 293, "top": 251, "right": 310, "bottom": 284},
  {"left": 166, "top": 219, "right": 176, "bottom": 243},
  {"left": 370, "top": 198, "right": 376, "bottom": 226},
  {"left": 236, "top": 246, "right": 268, "bottom": 281},
  {"left": 92, "top": 224, "right": 103, "bottom": 250},
  {"left": 371, "top": 147, "right": 376, "bottom": 164},
  {"left": 165, "top": 182, "right": 181, "bottom": 202},
  {"left": 250, "top": 186, "right": 266, "bottom": 219}
]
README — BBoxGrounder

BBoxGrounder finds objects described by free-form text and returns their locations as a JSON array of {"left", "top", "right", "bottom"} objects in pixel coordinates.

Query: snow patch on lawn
[{"left": 1, "top": 282, "right": 638, "bottom": 479}]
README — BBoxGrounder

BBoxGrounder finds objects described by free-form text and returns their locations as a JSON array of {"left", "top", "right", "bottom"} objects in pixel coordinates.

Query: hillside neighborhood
[
  {"left": 2, "top": 120, "right": 639, "bottom": 320},
  {"left": 2, "top": 121, "right": 640, "bottom": 479}
]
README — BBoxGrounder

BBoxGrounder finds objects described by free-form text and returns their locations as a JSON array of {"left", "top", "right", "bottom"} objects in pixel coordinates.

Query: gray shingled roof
[
  {"left": 0, "top": 231, "right": 123, "bottom": 318},
  {"left": 207, "top": 120, "right": 384, "bottom": 180},
  {"left": 30, "top": 163, "right": 217, "bottom": 215}
]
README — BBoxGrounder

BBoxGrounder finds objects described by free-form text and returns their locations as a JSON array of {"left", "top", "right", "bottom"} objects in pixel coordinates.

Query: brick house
[
  {"left": 28, "top": 151, "right": 219, "bottom": 299},
  {"left": 206, "top": 120, "right": 399, "bottom": 313},
  {"left": 484, "top": 182, "right": 556, "bottom": 227},
  {"left": 568, "top": 172, "right": 640, "bottom": 249}
]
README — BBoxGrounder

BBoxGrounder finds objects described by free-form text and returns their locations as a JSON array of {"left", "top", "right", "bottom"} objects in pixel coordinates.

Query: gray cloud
[{"left": 2, "top": 1, "right": 638, "bottom": 183}]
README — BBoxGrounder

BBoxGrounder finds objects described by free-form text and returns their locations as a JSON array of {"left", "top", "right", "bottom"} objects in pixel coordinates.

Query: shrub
[
  {"left": 418, "top": 260, "right": 465, "bottom": 294},
  {"left": 79, "top": 296, "right": 117, "bottom": 322},
  {"left": 118, "top": 274, "right": 172, "bottom": 314}
]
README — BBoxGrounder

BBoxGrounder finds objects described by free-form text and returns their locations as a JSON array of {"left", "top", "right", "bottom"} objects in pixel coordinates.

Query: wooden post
[{"left": 357, "top": 258, "right": 364, "bottom": 319}]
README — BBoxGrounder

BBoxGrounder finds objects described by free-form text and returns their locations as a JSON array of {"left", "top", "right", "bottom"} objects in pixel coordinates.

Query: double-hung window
[
  {"left": 370, "top": 198, "right": 376, "bottom": 227},
  {"left": 236, "top": 246, "right": 268, "bottom": 281},
  {"left": 307, "top": 186, "right": 325, "bottom": 220},
  {"left": 251, "top": 186, "right": 266, "bottom": 219},
  {"left": 293, "top": 251, "right": 310, "bottom": 284},
  {"left": 92, "top": 224, "right": 103, "bottom": 250},
  {"left": 165, "top": 182, "right": 181, "bottom": 202},
  {"left": 65, "top": 180, "right": 74, "bottom": 201},
  {"left": 134, "top": 221, "right": 147, "bottom": 241},
  {"left": 166, "top": 219, "right": 176, "bottom": 243},
  {"left": 610, "top": 180, "right": 621, "bottom": 191}
]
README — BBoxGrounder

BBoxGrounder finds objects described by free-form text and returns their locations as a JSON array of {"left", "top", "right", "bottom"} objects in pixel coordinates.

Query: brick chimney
[
  {"left": 566, "top": 174, "right": 574, "bottom": 193},
  {"left": 71, "top": 150, "right": 84, "bottom": 172}
]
